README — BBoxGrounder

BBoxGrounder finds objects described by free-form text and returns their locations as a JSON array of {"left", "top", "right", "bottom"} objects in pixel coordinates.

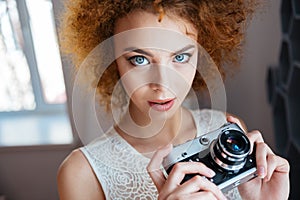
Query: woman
[{"left": 57, "top": 0, "right": 290, "bottom": 199}]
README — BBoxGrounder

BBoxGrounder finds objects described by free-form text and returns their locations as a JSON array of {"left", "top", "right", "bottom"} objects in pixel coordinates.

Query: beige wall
[{"left": 225, "top": 1, "right": 281, "bottom": 148}]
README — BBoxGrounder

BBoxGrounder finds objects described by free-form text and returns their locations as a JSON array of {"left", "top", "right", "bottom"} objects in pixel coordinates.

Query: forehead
[
  {"left": 114, "top": 11, "right": 197, "bottom": 37},
  {"left": 114, "top": 11, "right": 198, "bottom": 54}
]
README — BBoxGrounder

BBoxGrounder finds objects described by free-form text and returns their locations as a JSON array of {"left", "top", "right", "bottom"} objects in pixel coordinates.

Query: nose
[{"left": 149, "top": 64, "right": 169, "bottom": 92}]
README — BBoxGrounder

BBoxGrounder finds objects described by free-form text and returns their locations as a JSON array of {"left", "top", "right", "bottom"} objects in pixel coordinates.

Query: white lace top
[{"left": 80, "top": 109, "right": 242, "bottom": 199}]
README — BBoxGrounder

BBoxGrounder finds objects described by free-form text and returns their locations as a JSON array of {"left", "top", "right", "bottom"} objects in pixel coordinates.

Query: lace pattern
[
  {"left": 81, "top": 132, "right": 157, "bottom": 199},
  {"left": 80, "top": 109, "right": 241, "bottom": 199}
]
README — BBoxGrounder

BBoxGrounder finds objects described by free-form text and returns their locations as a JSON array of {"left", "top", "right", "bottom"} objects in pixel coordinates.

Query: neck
[
  {"left": 115, "top": 106, "right": 196, "bottom": 155},
  {"left": 115, "top": 107, "right": 196, "bottom": 157}
]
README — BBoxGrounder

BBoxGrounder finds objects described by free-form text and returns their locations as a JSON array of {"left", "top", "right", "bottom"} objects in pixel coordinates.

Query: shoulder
[
  {"left": 191, "top": 109, "right": 226, "bottom": 124},
  {"left": 190, "top": 108, "right": 225, "bottom": 117},
  {"left": 58, "top": 149, "right": 91, "bottom": 177},
  {"left": 57, "top": 149, "right": 105, "bottom": 200},
  {"left": 188, "top": 108, "right": 227, "bottom": 135}
]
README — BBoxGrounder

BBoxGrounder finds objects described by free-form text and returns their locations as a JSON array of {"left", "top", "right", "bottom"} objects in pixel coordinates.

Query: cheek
[
  {"left": 171, "top": 67, "right": 196, "bottom": 100},
  {"left": 128, "top": 86, "right": 149, "bottom": 107},
  {"left": 117, "top": 67, "right": 149, "bottom": 98},
  {"left": 176, "top": 54, "right": 197, "bottom": 86},
  {"left": 176, "top": 66, "right": 196, "bottom": 86}
]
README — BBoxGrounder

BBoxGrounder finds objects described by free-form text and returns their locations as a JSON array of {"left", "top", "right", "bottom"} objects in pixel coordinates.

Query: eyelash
[
  {"left": 127, "top": 53, "right": 192, "bottom": 66},
  {"left": 127, "top": 55, "right": 150, "bottom": 66},
  {"left": 173, "top": 53, "right": 191, "bottom": 63}
]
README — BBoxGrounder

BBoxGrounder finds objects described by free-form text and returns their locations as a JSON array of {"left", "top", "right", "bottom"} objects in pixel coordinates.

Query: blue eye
[
  {"left": 129, "top": 56, "right": 150, "bottom": 66},
  {"left": 173, "top": 53, "right": 190, "bottom": 63}
]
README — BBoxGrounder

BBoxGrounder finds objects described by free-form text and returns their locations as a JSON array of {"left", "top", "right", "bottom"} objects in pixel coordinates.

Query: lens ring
[
  {"left": 219, "top": 130, "right": 250, "bottom": 158},
  {"left": 210, "top": 141, "right": 247, "bottom": 171},
  {"left": 210, "top": 129, "right": 251, "bottom": 171}
]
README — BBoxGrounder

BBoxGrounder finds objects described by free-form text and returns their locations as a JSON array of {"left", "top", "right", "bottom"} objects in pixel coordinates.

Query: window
[{"left": 0, "top": 0, "right": 73, "bottom": 146}]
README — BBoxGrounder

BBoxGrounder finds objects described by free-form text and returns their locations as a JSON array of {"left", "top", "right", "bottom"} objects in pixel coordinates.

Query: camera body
[{"left": 162, "top": 123, "right": 257, "bottom": 193}]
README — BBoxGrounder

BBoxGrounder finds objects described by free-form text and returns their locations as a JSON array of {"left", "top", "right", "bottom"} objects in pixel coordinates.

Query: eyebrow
[
  {"left": 123, "top": 47, "right": 154, "bottom": 57},
  {"left": 123, "top": 44, "right": 196, "bottom": 57},
  {"left": 172, "top": 44, "right": 196, "bottom": 55}
]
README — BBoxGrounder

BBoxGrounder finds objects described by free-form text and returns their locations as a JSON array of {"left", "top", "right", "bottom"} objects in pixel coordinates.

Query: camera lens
[
  {"left": 222, "top": 132, "right": 249, "bottom": 155},
  {"left": 226, "top": 137, "right": 243, "bottom": 152},
  {"left": 210, "top": 130, "right": 251, "bottom": 171}
]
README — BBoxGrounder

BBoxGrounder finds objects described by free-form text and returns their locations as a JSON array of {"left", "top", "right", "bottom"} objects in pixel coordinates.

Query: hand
[
  {"left": 147, "top": 144, "right": 227, "bottom": 200},
  {"left": 227, "top": 116, "right": 290, "bottom": 200}
]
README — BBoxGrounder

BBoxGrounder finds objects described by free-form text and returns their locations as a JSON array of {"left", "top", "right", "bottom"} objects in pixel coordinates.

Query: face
[{"left": 113, "top": 11, "right": 198, "bottom": 125}]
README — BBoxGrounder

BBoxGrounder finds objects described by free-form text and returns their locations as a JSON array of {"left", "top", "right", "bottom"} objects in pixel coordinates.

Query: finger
[
  {"left": 161, "top": 162, "right": 216, "bottom": 197},
  {"left": 255, "top": 142, "right": 273, "bottom": 179},
  {"left": 247, "top": 130, "right": 264, "bottom": 143},
  {"left": 226, "top": 115, "right": 246, "bottom": 132},
  {"left": 147, "top": 143, "right": 173, "bottom": 190},
  {"left": 165, "top": 162, "right": 216, "bottom": 189},
  {"left": 177, "top": 175, "right": 226, "bottom": 200},
  {"left": 188, "top": 191, "right": 219, "bottom": 200},
  {"left": 246, "top": 130, "right": 265, "bottom": 154},
  {"left": 164, "top": 190, "right": 218, "bottom": 200},
  {"left": 264, "top": 154, "right": 290, "bottom": 182}
]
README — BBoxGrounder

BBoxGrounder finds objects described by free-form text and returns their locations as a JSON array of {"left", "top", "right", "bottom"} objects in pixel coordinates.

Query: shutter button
[{"left": 200, "top": 137, "right": 210, "bottom": 145}]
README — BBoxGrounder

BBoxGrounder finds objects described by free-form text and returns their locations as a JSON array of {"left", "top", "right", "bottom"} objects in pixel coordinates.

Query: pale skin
[{"left": 57, "top": 10, "right": 290, "bottom": 200}]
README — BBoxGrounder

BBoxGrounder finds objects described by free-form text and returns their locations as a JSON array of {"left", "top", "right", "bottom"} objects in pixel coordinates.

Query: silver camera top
[
  {"left": 162, "top": 122, "right": 257, "bottom": 193},
  {"left": 162, "top": 122, "right": 245, "bottom": 169}
]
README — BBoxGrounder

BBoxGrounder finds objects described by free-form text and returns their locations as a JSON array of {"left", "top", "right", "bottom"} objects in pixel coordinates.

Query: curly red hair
[{"left": 59, "top": 0, "right": 258, "bottom": 109}]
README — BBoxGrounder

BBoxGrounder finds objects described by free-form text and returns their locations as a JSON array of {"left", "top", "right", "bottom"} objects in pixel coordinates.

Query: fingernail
[
  {"left": 257, "top": 166, "right": 265, "bottom": 178},
  {"left": 209, "top": 169, "right": 216, "bottom": 177}
]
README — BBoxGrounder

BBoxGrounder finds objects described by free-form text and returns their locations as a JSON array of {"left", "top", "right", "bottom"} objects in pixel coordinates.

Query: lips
[{"left": 148, "top": 99, "right": 175, "bottom": 111}]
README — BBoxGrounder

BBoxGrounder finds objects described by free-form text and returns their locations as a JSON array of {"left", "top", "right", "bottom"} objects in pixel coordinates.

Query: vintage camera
[{"left": 162, "top": 122, "right": 258, "bottom": 193}]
